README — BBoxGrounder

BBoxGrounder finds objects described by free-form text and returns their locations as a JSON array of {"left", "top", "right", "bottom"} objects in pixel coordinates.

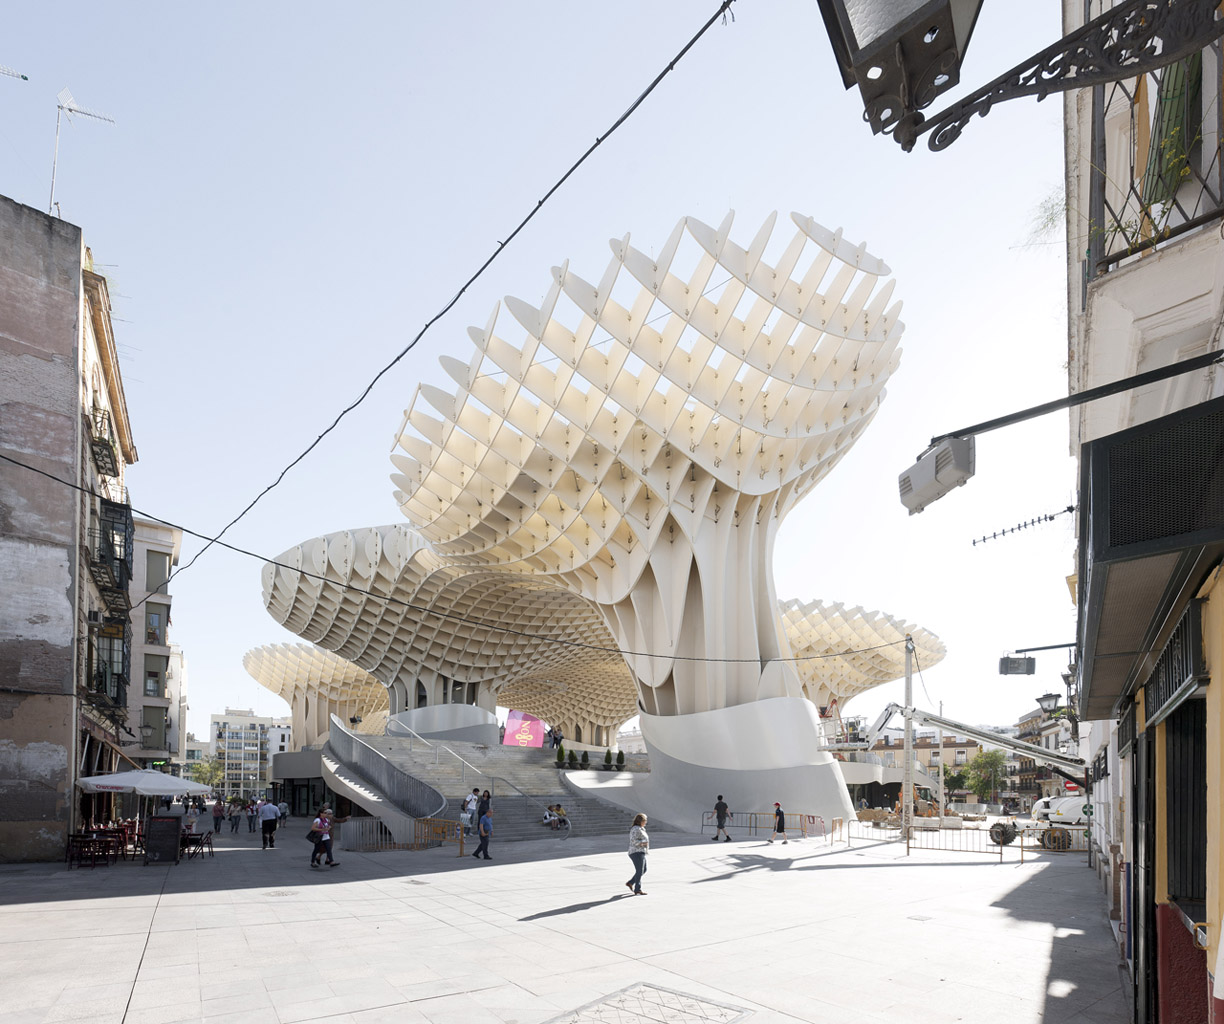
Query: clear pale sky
[{"left": 3, "top": 2, "right": 1077, "bottom": 740}]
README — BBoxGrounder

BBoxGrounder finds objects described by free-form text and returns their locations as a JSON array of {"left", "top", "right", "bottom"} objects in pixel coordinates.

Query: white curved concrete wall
[{"left": 387, "top": 705, "right": 498, "bottom": 745}]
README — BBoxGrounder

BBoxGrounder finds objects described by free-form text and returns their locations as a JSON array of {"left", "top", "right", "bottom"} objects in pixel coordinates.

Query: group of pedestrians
[
  {"left": 547, "top": 725, "right": 565, "bottom": 748},
  {"left": 205, "top": 797, "right": 289, "bottom": 845}
]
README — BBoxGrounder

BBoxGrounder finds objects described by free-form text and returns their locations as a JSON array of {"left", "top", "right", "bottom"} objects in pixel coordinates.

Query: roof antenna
[{"left": 49, "top": 87, "right": 115, "bottom": 216}]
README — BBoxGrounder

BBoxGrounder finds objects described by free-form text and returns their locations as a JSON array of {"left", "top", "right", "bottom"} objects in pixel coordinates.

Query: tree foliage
[
  {"left": 940, "top": 769, "right": 968, "bottom": 794},
  {"left": 191, "top": 755, "right": 225, "bottom": 791},
  {"left": 965, "top": 750, "right": 1007, "bottom": 802}
]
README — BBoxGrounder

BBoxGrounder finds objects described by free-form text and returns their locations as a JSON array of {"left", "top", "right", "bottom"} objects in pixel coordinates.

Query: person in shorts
[{"left": 712, "top": 795, "right": 732, "bottom": 841}]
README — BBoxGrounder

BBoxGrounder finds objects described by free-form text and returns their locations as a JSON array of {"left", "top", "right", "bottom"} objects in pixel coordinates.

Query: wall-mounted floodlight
[
  {"left": 898, "top": 350, "right": 1224, "bottom": 516},
  {"left": 898, "top": 436, "right": 974, "bottom": 515},
  {"left": 49, "top": 87, "right": 115, "bottom": 216}
]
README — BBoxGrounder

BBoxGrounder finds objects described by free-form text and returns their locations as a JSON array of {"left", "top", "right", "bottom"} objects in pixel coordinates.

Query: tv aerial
[{"left": 49, "top": 87, "right": 115, "bottom": 216}]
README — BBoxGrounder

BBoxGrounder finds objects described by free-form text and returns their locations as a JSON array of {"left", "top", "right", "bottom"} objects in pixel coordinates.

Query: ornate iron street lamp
[
  {"left": 817, "top": 0, "right": 1224, "bottom": 151},
  {"left": 1036, "top": 692, "right": 1061, "bottom": 714}
]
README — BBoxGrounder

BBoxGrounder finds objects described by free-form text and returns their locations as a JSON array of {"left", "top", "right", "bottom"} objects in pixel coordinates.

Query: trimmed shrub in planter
[
  {"left": 567, "top": 749, "right": 579, "bottom": 769},
  {"left": 616, "top": 750, "right": 625, "bottom": 771},
  {"left": 555, "top": 744, "right": 565, "bottom": 766},
  {"left": 580, "top": 750, "right": 590, "bottom": 770},
  {"left": 603, "top": 748, "right": 614, "bottom": 770}
]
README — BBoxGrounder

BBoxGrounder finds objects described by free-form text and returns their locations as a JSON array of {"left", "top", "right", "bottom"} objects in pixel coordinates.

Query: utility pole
[
  {"left": 938, "top": 700, "right": 945, "bottom": 819},
  {"left": 902, "top": 634, "right": 913, "bottom": 843}
]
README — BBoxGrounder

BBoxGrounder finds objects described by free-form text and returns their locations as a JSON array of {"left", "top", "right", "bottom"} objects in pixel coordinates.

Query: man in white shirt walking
[
  {"left": 258, "top": 799, "right": 281, "bottom": 849},
  {"left": 463, "top": 788, "right": 480, "bottom": 836}
]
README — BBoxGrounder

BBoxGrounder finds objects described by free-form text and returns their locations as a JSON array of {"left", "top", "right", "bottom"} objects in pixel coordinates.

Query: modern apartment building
[
  {"left": 210, "top": 707, "right": 291, "bottom": 799},
  {"left": 125, "top": 518, "right": 185, "bottom": 768},
  {"left": 0, "top": 194, "right": 139, "bottom": 860},
  {"left": 179, "top": 736, "right": 208, "bottom": 784}
]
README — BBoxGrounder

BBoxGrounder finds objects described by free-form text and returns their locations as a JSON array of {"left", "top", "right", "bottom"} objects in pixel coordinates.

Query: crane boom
[{"left": 826, "top": 702, "right": 1086, "bottom": 775}]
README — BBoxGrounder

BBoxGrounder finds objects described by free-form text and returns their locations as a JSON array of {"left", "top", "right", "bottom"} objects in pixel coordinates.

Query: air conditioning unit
[
  {"left": 87, "top": 610, "right": 102, "bottom": 624},
  {"left": 898, "top": 437, "right": 976, "bottom": 515}
]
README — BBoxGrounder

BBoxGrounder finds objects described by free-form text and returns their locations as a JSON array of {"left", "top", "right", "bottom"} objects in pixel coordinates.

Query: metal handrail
[
  {"left": 438, "top": 745, "right": 571, "bottom": 841},
  {"left": 330, "top": 716, "right": 567, "bottom": 840},
  {"left": 326, "top": 716, "right": 446, "bottom": 819},
  {"left": 385, "top": 720, "right": 435, "bottom": 752}
]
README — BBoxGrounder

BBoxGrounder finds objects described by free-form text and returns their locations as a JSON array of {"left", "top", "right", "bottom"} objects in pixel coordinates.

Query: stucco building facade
[{"left": 0, "top": 194, "right": 139, "bottom": 860}]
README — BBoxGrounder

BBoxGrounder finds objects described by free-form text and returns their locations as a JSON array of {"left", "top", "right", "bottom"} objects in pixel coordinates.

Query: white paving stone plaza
[{"left": 3, "top": 822, "right": 1127, "bottom": 1024}]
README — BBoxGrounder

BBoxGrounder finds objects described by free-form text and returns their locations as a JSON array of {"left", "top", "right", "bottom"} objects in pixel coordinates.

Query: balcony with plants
[{"left": 1087, "top": 41, "right": 1223, "bottom": 283}]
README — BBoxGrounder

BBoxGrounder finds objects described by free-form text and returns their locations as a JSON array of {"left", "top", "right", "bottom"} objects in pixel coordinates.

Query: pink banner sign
[{"left": 503, "top": 710, "right": 545, "bottom": 747}]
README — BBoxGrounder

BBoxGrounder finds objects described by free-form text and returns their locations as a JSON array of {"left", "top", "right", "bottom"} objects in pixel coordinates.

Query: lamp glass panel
[{"left": 843, "top": 0, "right": 926, "bottom": 52}]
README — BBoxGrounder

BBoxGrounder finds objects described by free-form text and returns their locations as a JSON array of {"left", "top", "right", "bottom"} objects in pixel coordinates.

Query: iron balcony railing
[
  {"left": 89, "top": 406, "right": 120, "bottom": 478},
  {"left": 1118, "top": 699, "right": 1136, "bottom": 757},
  {"left": 1086, "top": 38, "right": 1224, "bottom": 287},
  {"left": 1143, "top": 600, "right": 1207, "bottom": 727}
]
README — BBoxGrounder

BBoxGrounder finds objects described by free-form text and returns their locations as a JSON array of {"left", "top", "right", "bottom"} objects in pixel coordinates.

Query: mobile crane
[{"left": 829, "top": 702, "right": 1089, "bottom": 845}]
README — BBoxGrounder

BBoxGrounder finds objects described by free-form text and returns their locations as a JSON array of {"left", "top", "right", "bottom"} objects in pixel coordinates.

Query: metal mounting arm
[{"left": 894, "top": 0, "right": 1224, "bottom": 152}]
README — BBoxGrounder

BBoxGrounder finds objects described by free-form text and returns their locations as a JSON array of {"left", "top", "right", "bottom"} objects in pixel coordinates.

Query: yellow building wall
[
  {"left": 1155, "top": 713, "right": 1168, "bottom": 904},
  {"left": 1197, "top": 568, "right": 1222, "bottom": 981}
]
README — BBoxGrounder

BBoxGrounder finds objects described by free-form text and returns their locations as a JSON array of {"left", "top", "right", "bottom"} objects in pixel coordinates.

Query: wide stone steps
[{"left": 347, "top": 736, "right": 652, "bottom": 842}]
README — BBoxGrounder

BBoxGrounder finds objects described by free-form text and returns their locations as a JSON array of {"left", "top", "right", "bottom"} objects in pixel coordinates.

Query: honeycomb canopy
[{"left": 390, "top": 211, "right": 905, "bottom": 580}]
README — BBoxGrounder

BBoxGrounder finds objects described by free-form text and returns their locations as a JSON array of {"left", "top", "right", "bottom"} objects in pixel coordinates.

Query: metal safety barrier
[
  {"left": 700, "top": 810, "right": 849, "bottom": 846},
  {"left": 335, "top": 817, "right": 411, "bottom": 853},
  {"left": 1018, "top": 824, "right": 1090, "bottom": 862},
  {"left": 413, "top": 816, "right": 466, "bottom": 855}
]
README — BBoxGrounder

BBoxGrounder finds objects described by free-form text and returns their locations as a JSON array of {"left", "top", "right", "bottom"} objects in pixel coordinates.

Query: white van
[{"left": 1031, "top": 795, "right": 1088, "bottom": 824}]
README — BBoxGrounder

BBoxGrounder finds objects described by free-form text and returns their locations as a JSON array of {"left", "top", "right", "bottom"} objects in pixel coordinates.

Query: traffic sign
[
  {"left": 1083, "top": 804, "right": 1093, "bottom": 816},
  {"left": 1064, "top": 780, "right": 1079, "bottom": 791}
]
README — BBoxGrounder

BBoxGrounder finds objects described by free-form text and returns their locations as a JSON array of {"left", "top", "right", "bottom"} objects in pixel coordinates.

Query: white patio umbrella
[{"left": 76, "top": 769, "right": 211, "bottom": 796}]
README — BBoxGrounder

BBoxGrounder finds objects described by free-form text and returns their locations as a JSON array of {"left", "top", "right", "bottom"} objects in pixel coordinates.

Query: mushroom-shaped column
[{"left": 391, "top": 212, "right": 905, "bottom": 819}]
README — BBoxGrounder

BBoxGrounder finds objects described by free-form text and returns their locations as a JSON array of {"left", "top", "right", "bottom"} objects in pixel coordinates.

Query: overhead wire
[
  {"left": 2, "top": 449, "right": 904, "bottom": 667},
  {"left": 160, "top": 0, "right": 739, "bottom": 594}
]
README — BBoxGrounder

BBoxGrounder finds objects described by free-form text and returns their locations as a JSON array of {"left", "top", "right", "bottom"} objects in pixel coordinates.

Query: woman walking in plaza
[
  {"left": 625, "top": 813, "right": 649, "bottom": 895},
  {"left": 310, "top": 804, "right": 348, "bottom": 868}
]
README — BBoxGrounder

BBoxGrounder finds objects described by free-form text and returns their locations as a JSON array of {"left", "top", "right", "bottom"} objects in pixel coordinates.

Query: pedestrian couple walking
[{"left": 309, "top": 805, "right": 348, "bottom": 868}]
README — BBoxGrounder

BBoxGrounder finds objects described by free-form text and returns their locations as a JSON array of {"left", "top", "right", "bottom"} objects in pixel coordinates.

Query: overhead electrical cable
[
  {"left": 161, "top": 0, "right": 738, "bottom": 593},
  {"left": 2, "top": 448, "right": 904, "bottom": 667}
]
